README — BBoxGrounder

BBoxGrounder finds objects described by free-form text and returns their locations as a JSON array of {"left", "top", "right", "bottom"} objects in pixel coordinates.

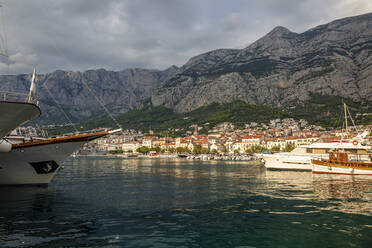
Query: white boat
[
  {"left": 0, "top": 70, "right": 120, "bottom": 185},
  {"left": 262, "top": 134, "right": 371, "bottom": 171},
  {"left": 262, "top": 102, "right": 371, "bottom": 171}
]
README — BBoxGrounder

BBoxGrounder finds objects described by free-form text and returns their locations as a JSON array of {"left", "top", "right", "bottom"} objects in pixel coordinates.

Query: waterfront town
[{"left": 49, "top": 117, "right": 371, "bottom": 156}]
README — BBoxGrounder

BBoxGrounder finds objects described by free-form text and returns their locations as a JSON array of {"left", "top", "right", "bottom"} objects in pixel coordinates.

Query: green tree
[
  {"left": 283, "top": 144, "right": 295, "bottom": 152},
  {"left": 176, "top": 147, "right": 185, "bottom": 153},
  {"left": 234, "top": 149, "right": 240, "bottom": 154},
  {"left": 270, "top": 145, "right": 280, "bottom": 152},
  {"left": 193, "top": 145, "right": 202, "bottom": 154},
  {"left": 211, "top": 149, "right": 218, "bottom": 154},
  {"left": 109, "top": 149, "right": 123, "bottom": 154},
  {"left": 246, "top": 145, "right": 266, "bottom": 153},
  {"left": 201, "top": 148, "right": 210, "bottom": 154},
  {"left": 154, "top": 147, "right": 161, "bottom": 153},
  {"left": 245, "top": 148, "right": 253, "bottom": 154},
  {"left": 136, "top": 146, "right": 150, "bottom": 154},
  {"left": 149, "top": 147, "right": 161, "bottom": 153}
]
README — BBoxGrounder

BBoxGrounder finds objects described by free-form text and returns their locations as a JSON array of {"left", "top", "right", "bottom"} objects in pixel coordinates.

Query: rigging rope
[
  {"left": 43, "top": 82, "right": 78, "bottom": 132},
  {"left": 346, "top": 105, "right": 357, "bottom": 130},
  {"left": 79, "top": 78, "right": 124, "bottom": 133},
  {"left": 42, "top": 35, "right": 124, "bottom": 135}
]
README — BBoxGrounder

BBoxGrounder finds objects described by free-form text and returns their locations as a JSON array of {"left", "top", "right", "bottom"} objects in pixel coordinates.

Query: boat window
[
  {"left": 357, "top": 149, "right": 367, "bottom": 154},
  {"left": 345, "top": 149, "right": 357, "bottom": 154},
  {"left": 306, "top": 148, "right": 312, "bottom": 153},
  {"left": 313, "top": 148, "right": 326, "bottom": 154}
]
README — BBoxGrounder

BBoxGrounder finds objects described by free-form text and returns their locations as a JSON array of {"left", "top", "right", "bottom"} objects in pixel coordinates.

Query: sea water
[{"left": 0, "top": 157, "right": 371, "bottom": 247}]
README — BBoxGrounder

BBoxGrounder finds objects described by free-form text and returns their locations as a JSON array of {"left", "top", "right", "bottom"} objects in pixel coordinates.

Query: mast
[
  {"left": 0, "top": 1, "right": 8, "bottom": 59},
  {"left": 0, "top": 1, "right": 10, "bottom": 73},
  {"left": 344, "top": 102, "right": 348, "bottom": 137},
  {"left": 28, "top": 68, "right": 36, "bottom": 102}
]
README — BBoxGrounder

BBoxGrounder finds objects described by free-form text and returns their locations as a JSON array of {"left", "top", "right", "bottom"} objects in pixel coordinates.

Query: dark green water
[{"left": 0, "top": 158, "right": 371, "bottom": 248}]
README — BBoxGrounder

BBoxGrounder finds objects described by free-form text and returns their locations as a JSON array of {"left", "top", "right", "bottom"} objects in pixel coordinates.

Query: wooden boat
[{"left": 311, "top": 151, "right": 372, "bottom": 175}]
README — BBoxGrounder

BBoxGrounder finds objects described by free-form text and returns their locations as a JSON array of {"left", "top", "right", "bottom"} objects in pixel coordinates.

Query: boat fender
[
  {"left": 352, "top": 140, "right": 358, "bottom": 146},
  {"left": 0, "top": 139, "right": 12, "bottom": 152}
]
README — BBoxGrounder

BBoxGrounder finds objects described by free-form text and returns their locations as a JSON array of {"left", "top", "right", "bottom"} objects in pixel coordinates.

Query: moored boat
[
  {"left": 262, "top": 103, "right": 371, "bottom": 171},
  {"left": 0, "top": 130, "right": 118, "bottom": 185},
  {"left": 312, "top": 151, "right": 372, "bottom": 175},
  {"left": 262, "top": 139, "right": 371, "bottom": 171},
  {"left": 0, "top": 69, "right": 121, "bottom": 185}
]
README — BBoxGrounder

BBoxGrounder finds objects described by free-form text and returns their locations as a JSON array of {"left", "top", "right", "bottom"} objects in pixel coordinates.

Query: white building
[
  {"left": 142, "top": 137, "right": 154, "bottom": 148},
  {"left": 122, "top": 142, "right": 141, "bottom": 152}
]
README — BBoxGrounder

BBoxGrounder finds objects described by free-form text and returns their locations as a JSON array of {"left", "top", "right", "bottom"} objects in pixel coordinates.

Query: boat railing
[{"left": 0, "top": 91, "right": 40, "bottom": 106}]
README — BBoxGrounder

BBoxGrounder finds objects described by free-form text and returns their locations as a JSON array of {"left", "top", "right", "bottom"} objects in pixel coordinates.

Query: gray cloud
[{"left": 0, "top": 0, "right": 371, "bottom": 74}]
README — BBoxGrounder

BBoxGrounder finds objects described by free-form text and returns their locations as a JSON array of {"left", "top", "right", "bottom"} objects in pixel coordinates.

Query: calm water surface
[{"left": 0, "top": 158, "right": 372, "bottom": 247}]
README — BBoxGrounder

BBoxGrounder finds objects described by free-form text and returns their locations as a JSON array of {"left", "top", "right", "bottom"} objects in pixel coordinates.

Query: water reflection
[
  {"left": 262, "top": 170, "right": 314, "bottom": 200},
  {"left": 0, "top": 187, "right": 95, "bottom": 247},
  {"left": 312, "top": 174, "right": 372, "bottom": 215},
  {"left": 263, "top": 169, "right": 372, "bottom": 215},
  {"left": 0, "top": 158, "right": 371, "bottom": 247}
]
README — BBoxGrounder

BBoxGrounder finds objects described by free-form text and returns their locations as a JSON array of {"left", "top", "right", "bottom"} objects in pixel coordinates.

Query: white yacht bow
[{"left": 0, "top": 97, "right": 41, "bottom": 139}]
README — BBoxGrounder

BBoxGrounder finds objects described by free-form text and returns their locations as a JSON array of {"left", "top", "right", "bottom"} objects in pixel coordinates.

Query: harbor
[
  {"left": 1, "top": 157, "right": 371, "bottom": 247},
  {"left": 1, "top": 1, "right": 372, "bottom": 247}
]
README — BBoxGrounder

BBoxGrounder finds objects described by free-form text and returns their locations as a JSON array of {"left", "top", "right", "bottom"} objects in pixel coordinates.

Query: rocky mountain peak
[
  {"left": 239, "top": 25, "right": 298, "bottom": 58},
  {"left": 267, "top": 26, "right": 294, "bottom": 37},
  {"left": 151, "top": 12, "right": 372, "bottom": 113}
]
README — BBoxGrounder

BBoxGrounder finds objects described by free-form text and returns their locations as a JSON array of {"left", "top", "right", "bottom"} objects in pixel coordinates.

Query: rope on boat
[
  {"left": 346, "top": 105, "right": 357, "bottom": 130},
  {"left": 41, "top": 35, "right": 125, "bottom": 135},
  {"left": 43, "top": 82, "right": 78, "bottom": 132},
  {"left": 78, "top": 78, "right": 124, "bottom": 135}
]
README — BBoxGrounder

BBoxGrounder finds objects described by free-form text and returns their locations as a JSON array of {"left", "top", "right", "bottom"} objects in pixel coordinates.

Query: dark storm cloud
[{"left": 0, "top": 0, "right": 371, "bottom": 74}]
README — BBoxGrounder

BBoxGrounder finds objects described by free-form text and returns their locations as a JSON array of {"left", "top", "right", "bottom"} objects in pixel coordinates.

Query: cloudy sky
[{"left": 0, "top": 0, "right": 371, "bottom": 74}]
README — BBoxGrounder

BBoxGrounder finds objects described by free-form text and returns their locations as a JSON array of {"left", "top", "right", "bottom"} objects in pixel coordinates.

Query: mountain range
[
  {"left": 0, "top": 12, "right": 371, "bottom": 125},
  {"left": 151, "top": 12, "right": 372, "bottom": 112},
  {"left": 0, "top": 66, "right": 178, "bottom": 123}
]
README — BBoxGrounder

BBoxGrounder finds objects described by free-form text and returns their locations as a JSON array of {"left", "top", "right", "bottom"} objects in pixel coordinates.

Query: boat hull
[
  {"left": 0, "top": 141, "right": 85, "bottom": 185},
  {"left": 262, "top": 153, "right": 314, "bottom": 171},
  {"left": 0, "top": 130, "right": 111, "bottom": 185},
  {"left": 312, "top": 161, "right": 372, "bottom": 175},
  {"left": 263, "top": 153, "right": 371, "bottom": 171}
]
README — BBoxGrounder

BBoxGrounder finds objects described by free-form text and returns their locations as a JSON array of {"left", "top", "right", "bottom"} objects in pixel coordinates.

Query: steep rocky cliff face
[
  {"left": 151, "top": 13, "right": 372, "bottom": 113},
  {"left": 0, "top": 66, "right": 178, "bottom": 123}
]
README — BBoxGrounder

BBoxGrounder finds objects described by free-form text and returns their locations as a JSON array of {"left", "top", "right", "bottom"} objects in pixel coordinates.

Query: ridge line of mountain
[{"left": 0, "top": 12, "right": 372, "bottom": 124}]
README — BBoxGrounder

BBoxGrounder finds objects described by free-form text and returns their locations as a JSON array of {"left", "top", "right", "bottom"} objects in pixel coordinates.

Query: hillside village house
[
  {"left": 142, "top": 136, "right": 154, "bottom": 148},
  {"left": 210, "top": 143, "right": 225, "bottom": 153},
  {"left": 107, "top": 144, "right": 121, "bottom": 151},
  {"left": 122, "top": 142, "right": 140, "bottom": 152},
  {"left": 80, "top": 120, "right": 371, "bottom": 155},
  {"left": 265, "top": 135, "right": 319, "bottom": 150},
  {"left": 161, "top": 142, "right": 176, "bottom": 150},
  {"left": 152, "top": 138, "right": 167, "bottom": 147},
  {"left": 232, "top": 135, "right": 262, "bottom": 152}
]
